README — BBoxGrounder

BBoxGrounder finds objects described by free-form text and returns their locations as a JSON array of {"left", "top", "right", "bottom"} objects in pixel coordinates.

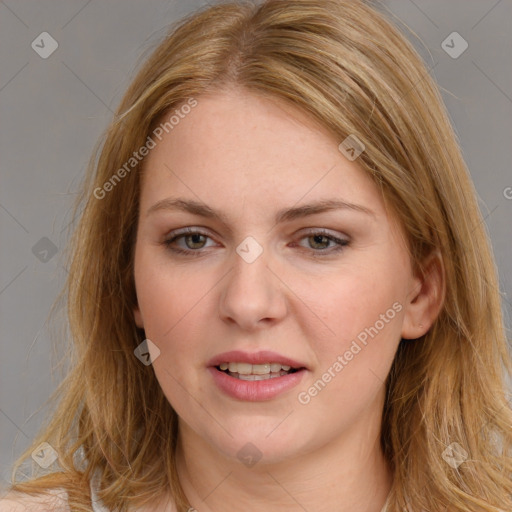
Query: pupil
[
  {"left": 311, "top": 235, "right": 328, "bottom": 249},
  {"left": 187, "top": 234, "right": 205, "bottom": 248}
]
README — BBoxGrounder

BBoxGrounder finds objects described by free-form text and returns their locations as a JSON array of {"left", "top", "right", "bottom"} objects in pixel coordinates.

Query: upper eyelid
[{"left": 164, "top": 226, "right": 347, "bottom": 240}]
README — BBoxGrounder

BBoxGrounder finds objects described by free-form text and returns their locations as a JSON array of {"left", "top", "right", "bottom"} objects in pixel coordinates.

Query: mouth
[
  {"left": 215, "top": 362, "right": 303, "bottom": 381},
  {"left": 207, "top": 350, "right": 308, "bottom": 400}
]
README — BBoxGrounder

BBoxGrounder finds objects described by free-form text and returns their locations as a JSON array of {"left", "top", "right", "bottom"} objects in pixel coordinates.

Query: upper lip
[{"left": 207, "top": 350, "right": 307, "bottom": 369}]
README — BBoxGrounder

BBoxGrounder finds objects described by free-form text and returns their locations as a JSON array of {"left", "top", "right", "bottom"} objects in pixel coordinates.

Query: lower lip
[{"left": 208, "top": 367, "right": 307, "bottom": 401}]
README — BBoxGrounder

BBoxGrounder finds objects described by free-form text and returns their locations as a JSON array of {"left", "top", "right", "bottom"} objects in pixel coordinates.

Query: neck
[{"left": 174, "top": 394, "right": 392, "bottom": 512}]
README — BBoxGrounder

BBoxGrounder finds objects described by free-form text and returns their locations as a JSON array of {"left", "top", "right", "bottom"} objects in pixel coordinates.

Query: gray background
[{"left": 1, "top": 0, "right": 511, "bottom": 487}]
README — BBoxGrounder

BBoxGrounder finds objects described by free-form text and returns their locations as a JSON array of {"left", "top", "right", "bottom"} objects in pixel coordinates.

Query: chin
[{"left": 207, "top": 418, "right": 311, "bottom": 466}]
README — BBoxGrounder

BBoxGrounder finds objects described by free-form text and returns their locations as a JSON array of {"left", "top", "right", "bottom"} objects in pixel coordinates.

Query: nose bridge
[
  {"left": 218, "top": 239, "right": 286, "bottom": 328},
  {"left": 234, "top": 240, "right": 270, "bottom": 283}
]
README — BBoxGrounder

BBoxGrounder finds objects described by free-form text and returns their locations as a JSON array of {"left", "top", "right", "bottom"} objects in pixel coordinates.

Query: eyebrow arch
[{"left": 146, "top": 197, "right": 376, "bottom": 223}]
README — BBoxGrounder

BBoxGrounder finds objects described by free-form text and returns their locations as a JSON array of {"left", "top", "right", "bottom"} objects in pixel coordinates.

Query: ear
[
  {"left": 401, "top": 249, "right": 445, "bottom": 340},
  {"left": 133, "top": 305, "right": 144, "bottom": 329}
]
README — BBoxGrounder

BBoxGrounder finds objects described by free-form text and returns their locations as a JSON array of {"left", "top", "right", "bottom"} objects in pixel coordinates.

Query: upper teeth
[{"left": 219, "top": 362, "right": 292, "bottom": 374}]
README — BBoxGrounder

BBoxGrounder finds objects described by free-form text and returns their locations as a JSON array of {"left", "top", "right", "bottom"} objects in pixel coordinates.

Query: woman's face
[{"left": 133, "top": 88, "right": 422, "bottom": 465}]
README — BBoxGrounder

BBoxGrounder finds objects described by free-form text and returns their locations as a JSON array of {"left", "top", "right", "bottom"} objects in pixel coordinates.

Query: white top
[{"left": 90, "top": 471, "right": 109, "bottom": 512}]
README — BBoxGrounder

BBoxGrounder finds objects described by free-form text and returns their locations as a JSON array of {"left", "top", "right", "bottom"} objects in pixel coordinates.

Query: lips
[{"left": 207, "top": 350, "right": 309, "bottom": 401}]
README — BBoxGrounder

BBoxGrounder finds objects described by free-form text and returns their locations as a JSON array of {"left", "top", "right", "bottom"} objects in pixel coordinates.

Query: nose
[{"left": 218, "top": 246, "right": 288, "bottom": 331}]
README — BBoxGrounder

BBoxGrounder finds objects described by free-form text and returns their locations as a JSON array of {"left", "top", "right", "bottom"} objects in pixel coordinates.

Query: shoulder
[{"left": 0, "top": 488, "right": 70, "bottom": 512}]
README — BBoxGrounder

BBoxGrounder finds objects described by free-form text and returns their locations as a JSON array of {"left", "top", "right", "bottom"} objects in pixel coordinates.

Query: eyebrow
[{"left": 146, "top": 197, "right": 376, "bottom": 223}]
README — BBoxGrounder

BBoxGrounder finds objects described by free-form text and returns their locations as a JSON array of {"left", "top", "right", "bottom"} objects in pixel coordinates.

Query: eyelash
[{"left": 162, "top": 228, "right": 350, "bottom": 258}]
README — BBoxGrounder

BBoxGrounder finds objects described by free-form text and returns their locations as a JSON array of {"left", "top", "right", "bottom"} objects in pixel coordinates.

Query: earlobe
[{"left": 401, "top": 249, "right": 445, "bottom": 340}]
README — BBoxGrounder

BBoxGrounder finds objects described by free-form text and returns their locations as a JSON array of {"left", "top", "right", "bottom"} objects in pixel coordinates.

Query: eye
[
  {"left": 163, "top": 228, "right": 216, "bottom": 255},
  {"left": 295, "top": 229, "right": 349, "bottom": 254},
  {"left": 162, "top": 228, "right": 349, "bottom": 257}
]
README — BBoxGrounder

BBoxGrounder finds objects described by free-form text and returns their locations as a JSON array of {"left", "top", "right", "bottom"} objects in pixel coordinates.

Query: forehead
[{"left": 139, "top": 89, "right": 385, "bottom": 221}]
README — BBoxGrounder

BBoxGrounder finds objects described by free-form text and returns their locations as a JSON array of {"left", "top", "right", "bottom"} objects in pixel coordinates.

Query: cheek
[
  {"left": 294, "top": 273, "right": 403, "bottom": 426},
  {"left": 298, "top": 263, "right": 404, "bottom": 371},
  {"left": 134, "top": 258, "right": 213, "bottom": 409},
  {"left": 134, "top": 253, "right": 213, "bottom": 355}
]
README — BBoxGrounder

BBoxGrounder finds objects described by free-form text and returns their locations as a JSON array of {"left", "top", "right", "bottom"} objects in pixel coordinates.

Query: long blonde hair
[{"left": 7, "top": 1, "right": 511, "bottom": 510}]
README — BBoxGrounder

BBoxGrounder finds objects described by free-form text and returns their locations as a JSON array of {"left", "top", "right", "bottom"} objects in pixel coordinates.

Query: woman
[{"left": 1, "top": 0, "right": 511, "bottom": 511}]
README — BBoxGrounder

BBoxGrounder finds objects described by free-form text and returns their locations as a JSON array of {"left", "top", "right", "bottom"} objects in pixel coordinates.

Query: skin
[{"left": 132, "top": 87, "right": 444, "bottom": 512}]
